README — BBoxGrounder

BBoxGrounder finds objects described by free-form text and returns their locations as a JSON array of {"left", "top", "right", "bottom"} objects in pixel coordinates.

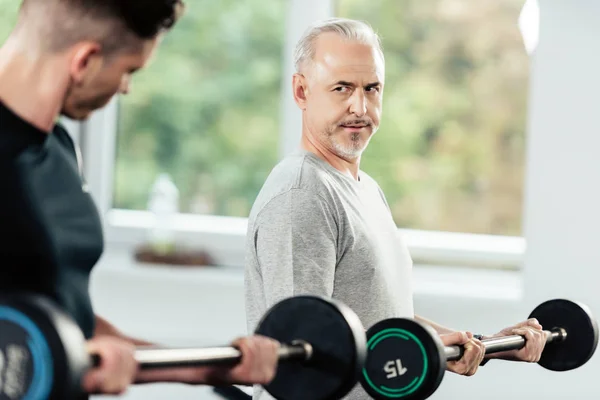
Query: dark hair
[
  {"left": 87, "top": 0, "right": 184, "bottom": 39},
  {"left": 19, "top": 0, "right": 185, "bottom": 52}
]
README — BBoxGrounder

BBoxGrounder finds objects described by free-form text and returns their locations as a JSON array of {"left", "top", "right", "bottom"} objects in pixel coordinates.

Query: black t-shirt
[{"left": 0, "top": 102, "right": 104, "bottom": 340}]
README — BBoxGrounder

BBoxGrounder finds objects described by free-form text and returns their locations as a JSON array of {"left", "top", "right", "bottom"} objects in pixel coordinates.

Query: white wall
[
  {"left": 88, "top": 1, "right": 600, "bottom": 399},
  {"left": 520, "top": 0, "right": 600, "bottom": 398}
]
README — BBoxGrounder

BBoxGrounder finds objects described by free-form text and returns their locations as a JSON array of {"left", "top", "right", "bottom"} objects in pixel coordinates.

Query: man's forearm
[{"left": 134, "top": 366, "right": 227, "bottom": 385}]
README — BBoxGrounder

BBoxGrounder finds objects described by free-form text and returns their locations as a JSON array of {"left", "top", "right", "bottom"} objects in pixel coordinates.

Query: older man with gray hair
[{"left": 244, "top": 17, "right": 547, "bottom": 399}]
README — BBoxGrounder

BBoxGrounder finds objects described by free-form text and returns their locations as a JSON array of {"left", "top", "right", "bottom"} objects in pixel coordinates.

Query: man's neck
[
  {"left": 301, "top": 132, "right": 361, "bottom": 181},
  {"left": 0, "top": 38, "right": 68, "bottom": 133}
]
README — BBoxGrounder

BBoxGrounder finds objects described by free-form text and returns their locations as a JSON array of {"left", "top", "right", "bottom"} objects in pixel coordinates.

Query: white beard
[{"left": 330, "top": 134, "right": 365, "bottom": 159}]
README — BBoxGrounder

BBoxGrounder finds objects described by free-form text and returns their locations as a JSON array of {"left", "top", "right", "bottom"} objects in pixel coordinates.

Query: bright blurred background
[{"left": 1, "top": 0, "right": 598, "bottom": 399}]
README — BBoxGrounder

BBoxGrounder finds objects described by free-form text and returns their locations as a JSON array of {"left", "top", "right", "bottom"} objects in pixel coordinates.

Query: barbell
[
  {"left": 360, "top": 298, "right": 599, "bottom": 400},
  {"left": 0, "top": 294, "right": 367, "bottom": 400}
]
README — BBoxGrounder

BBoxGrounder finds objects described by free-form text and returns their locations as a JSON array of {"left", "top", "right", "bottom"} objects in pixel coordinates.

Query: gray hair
[{"left": 294, "top": 17, "right": 384, "bottom": 73}]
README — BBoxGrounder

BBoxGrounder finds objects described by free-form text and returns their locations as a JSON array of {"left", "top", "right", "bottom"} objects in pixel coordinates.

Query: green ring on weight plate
[{"left": 362, "top": 328, "right": 429, "bottom": 398}]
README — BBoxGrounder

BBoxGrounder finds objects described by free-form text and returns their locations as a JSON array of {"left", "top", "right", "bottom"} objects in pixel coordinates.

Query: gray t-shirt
[{"left": 244, "top": 150, "right": 414, "bottom": 400}]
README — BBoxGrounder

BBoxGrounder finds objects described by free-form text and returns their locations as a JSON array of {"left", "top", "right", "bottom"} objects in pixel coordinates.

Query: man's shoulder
[
  {"left": 249, "top": 151, "right": 341, "bottom": 217},
  {"left": 265, "top": 151, "right": 341, "bottom": 192}
]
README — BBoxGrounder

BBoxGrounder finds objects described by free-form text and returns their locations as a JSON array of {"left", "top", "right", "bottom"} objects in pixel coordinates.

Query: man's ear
[
  {"left": 292, "top": 73, "right": 310, "bottom": 110},
  {"left": 69, "top": 42, "right": 103, "bottom": 86}
]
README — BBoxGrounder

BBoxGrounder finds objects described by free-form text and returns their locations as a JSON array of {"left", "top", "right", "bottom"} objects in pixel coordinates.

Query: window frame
[{"left": 79, "top": 0, "right": 526, "bottom": 271}]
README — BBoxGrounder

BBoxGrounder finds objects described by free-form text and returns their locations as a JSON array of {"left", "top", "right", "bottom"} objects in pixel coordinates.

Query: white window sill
[
  {"left": 95, "top": 242, "right": 523, "bottom": 303},
  {"left": 104, "top": 209, "right": 526, "bottom": 272}
]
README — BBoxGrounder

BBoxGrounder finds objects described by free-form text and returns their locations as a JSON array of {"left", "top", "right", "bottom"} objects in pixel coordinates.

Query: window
[
  {"left": 113, "top": 1, "right": 286, "bottom": 218},
  {"left": 336, "top": 0, "right": 529, "bottom": 236},
  {"left": 2, "top": 0, "right": 525, "bottom": 269}
]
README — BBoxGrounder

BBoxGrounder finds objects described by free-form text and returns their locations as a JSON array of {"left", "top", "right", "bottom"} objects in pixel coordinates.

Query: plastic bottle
[{"left": 147, "top": 173, "right": 179, "bottom": 254}]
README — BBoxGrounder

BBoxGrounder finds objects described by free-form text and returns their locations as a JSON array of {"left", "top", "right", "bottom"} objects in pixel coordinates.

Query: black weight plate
[
  {"left": 0, "top": 294, "right": 91, "bottom": 400},
  {"left": 360, "top": 318, "right": 446, "bottom": 400},
  {"left": 529, "top": 299, "right": 599, "bottom": 371},
  {"left": 0, "top": 301, "right": 52, "bottom": 399},
  {"left": 255, "top": 295, "right": 366, "bottom": 400}
]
